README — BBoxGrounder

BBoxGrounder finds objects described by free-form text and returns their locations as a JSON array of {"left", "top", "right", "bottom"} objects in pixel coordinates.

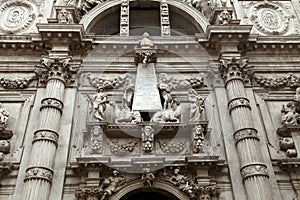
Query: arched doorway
[{"left": 120, "top": 189, "right": 178, "bottom": 200}]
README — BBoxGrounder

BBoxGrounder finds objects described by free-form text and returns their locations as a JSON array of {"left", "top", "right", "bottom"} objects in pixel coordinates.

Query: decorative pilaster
[
  {"left": 219, "top": 58, "right": 273, "bottom": 200},
  {"left": 120, "top": 0, "right": 129, "bottom": 36},
  {"left": 22, "top": 57, "right": 79, "bottom": 200},
  {"left": 160, "top": 0, "right": 171, "bottom": 36}
]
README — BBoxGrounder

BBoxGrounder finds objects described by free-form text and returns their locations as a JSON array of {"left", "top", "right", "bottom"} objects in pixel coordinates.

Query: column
[
  {"left": 219, "top": 57, "right": 273, "bottom": 200},
  {"left": 22, "top": 57, "right": 78, "bottom": 200}
]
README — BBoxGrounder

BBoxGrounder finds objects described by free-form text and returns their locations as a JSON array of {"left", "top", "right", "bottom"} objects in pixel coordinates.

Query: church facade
[{"left": 0, "top": 0, "right": 300, "bottom": 200}]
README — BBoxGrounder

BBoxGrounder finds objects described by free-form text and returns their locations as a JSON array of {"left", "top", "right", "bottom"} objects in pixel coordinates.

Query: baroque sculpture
[
  {"left": 151, "top": 98, "right": 181, "bottom": 123},
  {"left": 92, "top": 87, "right": 108, "bottom": 121},
  {"left": 188, "top": 88, "right": 205, "bottom": 121},
  {"left": 89, "top": 126, "right": 103, "bottom": 154},
  {"left": 192, "top": 125, "right": 205, "bottom": 153},
  {"left": 142, "top": 126, "right": 154, "bottom": 153},
  {"left": 0, "top": 103, "right": 9, "bottom": 130},
  {"left": 100, "top": 170, "right": 126, "bottom": 200},
  {"left": 57, "top": 8, "right": 74, "bottom": 24},
  {"left": 141, "top": 169, "right": 155, "bottom": 188}
]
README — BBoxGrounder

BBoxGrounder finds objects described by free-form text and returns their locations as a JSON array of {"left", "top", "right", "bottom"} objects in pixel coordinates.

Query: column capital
[
  {"left": 219, "top": 57, "right": 250, "bottom": 84},
  {"left": 35, "top": 56, "right": 79, "bottom": 85}
]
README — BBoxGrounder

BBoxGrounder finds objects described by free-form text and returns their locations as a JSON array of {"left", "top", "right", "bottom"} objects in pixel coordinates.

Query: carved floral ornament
[
  {"left": 252, "top": 74, "right": 300, "bottom": 89},
  {"left": 250, "top": 2, "right": 290, "bottom": 35},
  {"left": 0, "top": 0, "right": 36, "bottom": 34}
]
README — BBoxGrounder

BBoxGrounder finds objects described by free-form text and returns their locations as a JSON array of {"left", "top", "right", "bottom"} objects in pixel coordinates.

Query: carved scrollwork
[
  {"left": 25, "top": 167, "right": 54, "bottom": 182},
  {"left": 234, "top": 128, "right": 259, "bottom": 143},
  {"left": 0, "top": 0, "right": 37, "bottom": 34},
  {"left": 0, "top": 76, "right": 36, "bottom": 89},
  {"left": 33, "top": 130, "right": 59, "bottom": 146},
  {"left": 228, "top": 97, "right": 251, "bottom": 113},
  {"left": 40, "top": 98, "right": 64, "bottom": 113},
  {"left": 240, "top": 164, "right": 269, "bottom": 180}
]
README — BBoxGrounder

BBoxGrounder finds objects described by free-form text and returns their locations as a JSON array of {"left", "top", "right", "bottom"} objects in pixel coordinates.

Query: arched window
[{"left": 87, "top": 1, "right": 204, "bottom": 36}]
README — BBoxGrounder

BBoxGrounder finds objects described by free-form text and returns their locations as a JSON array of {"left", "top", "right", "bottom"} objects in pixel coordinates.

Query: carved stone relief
[
  {"left": 120, "top": 0, "right": 129, "bottom": 36},
  {"left": 250, "top": 2, "right": 290, "bottom": 35},
  {"left": 157, "top": 73, "right": 205, "bottom": 90},
  {"left": 159, "top": 167, "right": 220, "bottom": 200},
  {"left": 252, "top": 74, "right": 300, "bottom": 89},
  {"left": 238, "top": 1, "right": 296, "bottom": 35},
  {"left": 87, "top": 73, "right": 134, "bottom": 90},
  {"left": 0, "top": 103, "right": 13, "bottom": 161},
  {"left": 0, "top": 0, "right": 37, "bottom": 34},
  {"left": 57, "top": 8, "right": 74, "bottom": 24},
  {"left": 0, "top": 76, "right": 36, "bottom": 89},
  {"left": 107, "top": 139, "right": 139, "bottom": 155},
  {"left": 157, "top": 139, "right": 189, "bottom": 154},
  {"left": 100, "top": 170, "right": 126, "bottom": 200},
  {"left": 142, "top": 126, "right": 154, "bottom": 154},
  {"left": 276, "top": 87, "right": 300, "bottom": 158},
  {"left": 89, "top": 126, "right": 103, "bottom": 154}
]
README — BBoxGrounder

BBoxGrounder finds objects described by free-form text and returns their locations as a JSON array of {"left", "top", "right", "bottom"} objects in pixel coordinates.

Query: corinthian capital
[
  {"left": 219, "top": 57, "right": 250, "bottom": 84},
  {"left": 35, "top": 56, "right": 79, "bottom": 85}
]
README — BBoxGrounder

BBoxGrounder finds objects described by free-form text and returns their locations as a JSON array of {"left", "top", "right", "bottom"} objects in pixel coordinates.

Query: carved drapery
[
  {"left": 219, "top": 57, "right": 273, "bottom": 200},
  {"left": 22, "top": 57, "right": 79, "bottom": 200}
]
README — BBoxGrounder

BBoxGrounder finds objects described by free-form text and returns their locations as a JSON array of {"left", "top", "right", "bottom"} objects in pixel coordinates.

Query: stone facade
[{"left": 0, "top": 0, "right": 300, "bottom": 200}]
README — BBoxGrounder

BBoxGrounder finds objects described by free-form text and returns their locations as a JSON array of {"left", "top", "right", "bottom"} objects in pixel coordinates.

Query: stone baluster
[
  {"left": 219, "top": 57, "right": 273, "bottom": 200},
  {"left": 22, "top": 57, "right": 78, "bottom": 200}
]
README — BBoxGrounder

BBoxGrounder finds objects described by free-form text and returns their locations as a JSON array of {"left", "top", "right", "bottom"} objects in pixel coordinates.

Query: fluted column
[
  {"left": 22, "top": 57, "right": 78, "bottom": 200},
  {"left": 219, "top": 58, "right": 272, "bottom": 200}
]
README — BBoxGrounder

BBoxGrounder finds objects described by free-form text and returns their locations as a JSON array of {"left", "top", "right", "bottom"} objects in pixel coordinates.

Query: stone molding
[
  {"left": 228, "top": 97, "right": 251, "bottom": 114},
  {"left": 234, "top": 128, "right": 259, "bottom": 143},
  {"left": 24, "top": 166, "right": 54, "bottom": 182},
  {"left": 33, "top": 129, "right": 59, "bottom": 146},
  {"left": 40, "top": 98, "right": 64, "bottom": 114},
  {"left": 240, "top": 164, "right": 269, "bottom": 180}
]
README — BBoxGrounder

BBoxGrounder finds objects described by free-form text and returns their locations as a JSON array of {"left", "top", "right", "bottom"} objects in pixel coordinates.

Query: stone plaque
[{"left": 132, "top": 63, "right": 162, "bottom": 112}]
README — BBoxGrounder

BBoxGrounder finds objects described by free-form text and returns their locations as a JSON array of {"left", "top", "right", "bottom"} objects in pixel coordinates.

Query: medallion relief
[
  {"left": 0, "top": 0, "right": 37, "bottom": 34},
  {"left": 249, "top": 2, "right": 290, "bottom": 35}
]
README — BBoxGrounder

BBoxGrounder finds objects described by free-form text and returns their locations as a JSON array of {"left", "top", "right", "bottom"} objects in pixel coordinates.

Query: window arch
[{"left": 83, "top": 0, "right": 207, "bottom": 36}]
